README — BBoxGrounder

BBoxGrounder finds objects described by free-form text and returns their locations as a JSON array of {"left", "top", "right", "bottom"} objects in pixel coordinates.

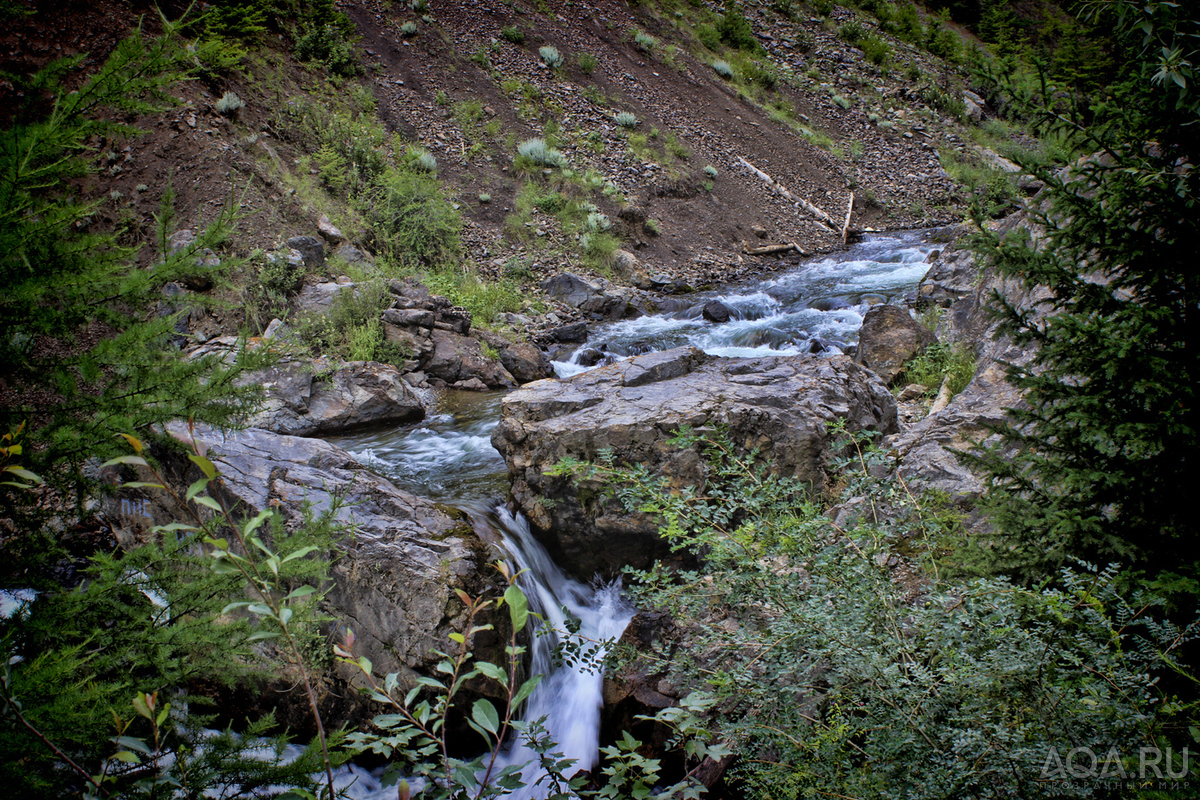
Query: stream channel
[{"left": 323, "top": 230, "right": 938, "bottom": 798}]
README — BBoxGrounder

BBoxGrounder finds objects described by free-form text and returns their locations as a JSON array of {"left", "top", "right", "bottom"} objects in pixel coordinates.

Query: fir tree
[{"left": 967, "top": 0, "right": 1199, "bottom": 601}]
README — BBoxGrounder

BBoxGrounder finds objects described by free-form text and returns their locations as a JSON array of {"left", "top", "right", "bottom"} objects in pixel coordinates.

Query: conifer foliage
[
  {"left": 0, "top": 15, "right": 265, "bottom": 485},
  {"left": 968, "top": 0, "right": 1199, "bottom": 598}
]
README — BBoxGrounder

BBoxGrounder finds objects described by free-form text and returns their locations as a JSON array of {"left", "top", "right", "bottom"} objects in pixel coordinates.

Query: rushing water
[
  {"left": 553, "top": 230, "right": 938, "bottom": 377},
  {"left": 323, "top": 230, "right": 937, "bottom": 796}
]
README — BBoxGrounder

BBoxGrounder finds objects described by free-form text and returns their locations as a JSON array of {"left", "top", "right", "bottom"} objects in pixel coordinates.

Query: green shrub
[
  {"left": 400, "top": 20, "right": 417, "bottom": 37},
  {"left": 633, "top": 30, "right": 658, "bottom": 52},
  {"left": 365, "top": 170, "right": 461, "bottom": 269},
  {"left": 293, "top": 0, "right": 361, "bottom": 77},
  {"left": 838, "top": 20, "right": 867, "bottom": 45},
  {"left": 539, "top": 45, "right": 564, "bottom": 69},
  {"left": 615, "top": 110, "right": 639, "bottom": 128},
  {"left": 861, "top": 35, "right": 892, "bottom": 64},
  {"left": 214, "top": 91, "right": 245, "bottom": 116},
  {"left": 577, "top": 52, "right": 598, "bottom": 74},
  {"left": 903, "top": 341, "right": 975, "bottom": 397},
  {"left": 711, "top": 59, "right": 733, "bottom": 79},
  {"left": 695, "top": 23, "right": 721, "bottom": 51},
  {"left": 717, "top": 0, "right": 761, "bottom": 52},
  {"left": 515, "top": 137, "right": 566, "bottom": 168},
  {"left": 500, "top": 25, "right": 524, "bottom": 44},
  {"left": 703, "top": 164, "right": 718, "bottom": 178},
  {"left": 408, "top": 147, "right": 437, "bottom": 172}
]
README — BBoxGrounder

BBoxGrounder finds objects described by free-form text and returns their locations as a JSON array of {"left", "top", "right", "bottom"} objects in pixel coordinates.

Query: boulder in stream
[{"left": 491, "top": 346, "right": 898, "bottom": 577}]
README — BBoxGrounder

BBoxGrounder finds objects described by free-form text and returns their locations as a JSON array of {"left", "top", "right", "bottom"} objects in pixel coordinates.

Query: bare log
[
  {"left": 842, "top": 191, "right": 855, "bottom": 245},
  {"left": 735, "top": 156, "right": 841, "bottom": 234},
  {"left": 744, "top": 242, "right": 803, "bottom": 256}
]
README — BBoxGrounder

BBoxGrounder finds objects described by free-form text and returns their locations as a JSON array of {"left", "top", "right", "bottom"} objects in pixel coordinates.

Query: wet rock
[
  {"left": 492, "top": 347, "right": 897, "bottom": 577},
  {"left": 702, "top": 300, "right": 733, "bottom": 323},
  {"left": 549, "top": 322, "right": 588, "bottom": 343},
  {"left": 855, "top": 305, "right": 935, "bottom": 384},
  {"left": 424, "top": 330, "right": 516, "bottom": 389}
]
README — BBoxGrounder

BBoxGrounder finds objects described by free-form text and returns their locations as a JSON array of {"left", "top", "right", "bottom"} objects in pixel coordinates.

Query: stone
[
  {"left": 286, "top": 236, "right": 325, "bottom": 270},
  {"left": 317, "top": 215, "right": 345, "bottom": 244},
  {"left": 549, "top": 322, "right": 588, "bottom": 343},
  {"left": 262, "top": 318, "right": 288, "bottom": 339},
  {"left": 702, "top": 300, "right": 733, "bottom": 323},
  {"left": 423, "top": 330, "right": 516, "bottom": 389},
  {"left": 158, "top": 422, "right": 495, "bottom": 691},
  {"left": 499, "top": 341, "right": 554, "bottom": 384},
  {"left": 296, "top": 281, "right": 355, "bottom": 312},
  {"left": 243, "top": 361, "right": 426, "bottom": 436},
  {"left": 855, "top": 305, "right": 935, "bottom": 384},
  {"left": 167, "top": 229, "right": 196, "bottom": 253},
  {"left": 492, "top": 347, "right": 898, "bottom": 577},
  {"left": 383, "top": 307, "right": 436, "bottom": 328},
  {"left": 897, "top": 383, "right": 929, "bottom": 401},
  {"left": 334, "top": 242, "right": 375, "bottom": 266}
]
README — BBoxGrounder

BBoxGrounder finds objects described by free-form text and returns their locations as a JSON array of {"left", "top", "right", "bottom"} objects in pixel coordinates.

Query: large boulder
[
  {"left": 424, "top": 330, "right": 517, "bottom": 389},
  {"left": 244, "top": 360, "right": 426, "bottom": 436},
  {"left": 155, "top": 423, "right": 497, "bottom": 692},
  {"left": 855, "top": 305, "right": 935, "bottom": 384},
  {"left": 491, "top": 347, "right": 898, "bottom": 577}
]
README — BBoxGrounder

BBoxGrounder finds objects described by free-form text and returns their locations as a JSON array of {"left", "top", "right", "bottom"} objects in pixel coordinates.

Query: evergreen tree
[
  {"left": 968, "top": 0, "right": 1199, "bottom": 600},
  {"left": 0, "top": 15, "right": 266, "bottom": 493}
]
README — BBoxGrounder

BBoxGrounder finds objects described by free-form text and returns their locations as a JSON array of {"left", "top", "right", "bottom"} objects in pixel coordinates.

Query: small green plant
[
  {"left": 577, "top": 51, "right": 598, "bottom": 74},
  {"left": 539, "top": 45, "right": 564, "bottom": 69},
  {"left": 408, "top": 147, "right": 438, "bottom": 172},
  {"left": 515, "top": 137, "right": 566, "bottom": 169},
  {"left": 478, "top": 192, "right": 491, "bottom": 203},
  {"left": 703, "top": 165, "right": 718, "bottom": 178},
  {"left": 832, "top": 94, "right": 851, "bottom": 109},
  {"left": 614, "top": 111, "right": 639, "bottom": 129},
  {"left": 409, "top": 0, "right": 427, "bottom": 10},
  {"left": 400, "top": 20, "right": 417, "bottom": 37},
  {"left": 861, "top": 35, "right": 892, "bottom": 65},
  {"left": 633, "top": 30, "right": 658, "bottom": 52},
  {"left": 214, "top": 91, "right": 244, "bottom": 116},
  {"left": 644, "top": 217, "right": 661, "bottom": 235},
  {"left": 903, "top": 341, "right": 975, "bottom": 397},
  {"left": 500, "top": 25, "right": 524, "bottom": 44},
  {"left": 435, "top": 89, "right": 449, "bottom": 106},
  {"left": 711, "top": 59, "right": 733, "bottom": 79},
  {"left": 717, "top": 0, "right": 762, "bottom": 52}
]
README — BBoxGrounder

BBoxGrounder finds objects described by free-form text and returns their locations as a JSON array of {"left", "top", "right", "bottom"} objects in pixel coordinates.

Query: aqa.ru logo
[{"left": 1042, "top": 746, "right": 1192, "bottom": 781}]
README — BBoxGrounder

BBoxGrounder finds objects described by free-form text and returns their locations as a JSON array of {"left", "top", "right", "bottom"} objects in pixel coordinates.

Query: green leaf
[
  {"left": 512, "top": 675, "right": 542, "bottom": 706},
  {"left": 116, "top": 736, "right": 152, "bottom": 754},
  {"left": 471, "top": 698, "right": 500, "bottom": 734},
  {"left": 101, "top": 454, "right": 149, "bottom": 468},
  {"left": 193, "top": 495, "right": 222, "bottom": 512},
  {"left": 285, "top": 585, "right": 317, "bottom": 601},
  {"left": 475, "top": 661, "right": 507, "bottom": 683},
  {"left": 248, "top": 630, "right": 280, "bottom": 642},
  {"left": 132, "top": 695, "right": 153, "bottom": 720},
  {"left": 281, "top": 545, "right": 322, "bottom": 563},
  {"left": 185, "top": 478, "right": 210, "bottom": 502},
  {"left": 188, "top": 453, "right": 218, "bottom": 479},
  {"left": 113, "top": 750, "right": 141, "bottom": 764},
  {"left": 119, "top": 481, "right": 164, "bottom": 489},
  {"left": 243, "top": 509, "right": 273, "bottom": 537},
  {"left": 221, "top": 601, "right": 251, "bottom": 615},
  {"left": 504, "top": 584, "right": 529, "bottom": 633}
]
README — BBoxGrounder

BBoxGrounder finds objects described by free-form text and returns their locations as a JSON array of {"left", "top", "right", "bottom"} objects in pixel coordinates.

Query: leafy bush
[
  {"left": 408, "top": 147, "right": 437, "bottom": 172},
  {"left": 500, "top": 25, "right": 524, "bottom": 44},
  {"left": 861, "top": 35, "right": 892, "bottom": 64},
  {"left": 703, "top": 164, "right": 718, "bottom": 178},
  {"left": 838, "top": 20, "right": 868, "bottom": 45},
  {"left": 711, "top": 59, "right": 733, "bottom": 79},
  {"left": 515, "top": 137, "right": 566, "bottom": 169},
  {"left": 399, "top": 20, "right": 417, "bottom": 37},
  {"left": 695, "top": 22, "right": 721, "bottom": 51},
  {"left": 614, "top": 110, "right": 639, "bottom": 128},
  {"left": 549, "top": 427, "right": 1196, "bottom": 800},
  {"left": 366, "top": 170, "right": 461, "bottom": 269},
  {"left": 539, "top": 45, "right": 564, "bottom": 69},
  {"left": 903, "top": 341, "right": 975, "bottom": 397},
  {"left": 577, "top": 51, "right": 598, "bottom": 74},
  {"left": 293, "top": 0, "right": 361, "bottom": 76}
]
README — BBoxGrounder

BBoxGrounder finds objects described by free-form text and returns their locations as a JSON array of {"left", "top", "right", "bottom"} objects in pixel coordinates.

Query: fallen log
[
  {"left": 744, "top": 241, "right": 804, "bottom": 256},
  {"left": 735, "top": 156, "right": 842, "bottom": 235},
  {"left": 841, "top": 191, "right": 855, "bottom": 245}
]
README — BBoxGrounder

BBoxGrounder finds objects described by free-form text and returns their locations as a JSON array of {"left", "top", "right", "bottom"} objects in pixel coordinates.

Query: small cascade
[{"left": 552, "top": 231, "right": 937, "bottom": 376}]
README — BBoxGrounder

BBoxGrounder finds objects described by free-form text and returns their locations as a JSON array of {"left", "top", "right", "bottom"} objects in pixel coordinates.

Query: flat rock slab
[{"left": 491, "top": 347, "right": 898, "bottom": 577}]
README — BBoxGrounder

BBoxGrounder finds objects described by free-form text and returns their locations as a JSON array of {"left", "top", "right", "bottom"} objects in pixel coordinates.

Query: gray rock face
[
  {"left": 491, "top": 347, "right": 898, "bottom": 576},
  {"left": 540, "top": 272, "right": 663, "bottom": 320},
  {"left": 499, "top": 341, "right": 554, "bottom": 384},
  {"left": 855, "top": 305, "right": 935, "bottom": 384},
  {"left": 286, "top": 236, "right": 326, "bottom": 270},
  {"left": 425, "top": 330, "right": 517, "bottom": 389},
  {"left": 244, "top": 361, "right": 425, "bottom": 436},
  {"left": 161, "top": 422, "right": 494, "bottom": 687}
]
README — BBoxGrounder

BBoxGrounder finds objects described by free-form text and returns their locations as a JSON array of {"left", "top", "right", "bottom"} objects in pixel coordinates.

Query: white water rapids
[{"left": 323, "top": 230, "right": 938, "bottom": 796}]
